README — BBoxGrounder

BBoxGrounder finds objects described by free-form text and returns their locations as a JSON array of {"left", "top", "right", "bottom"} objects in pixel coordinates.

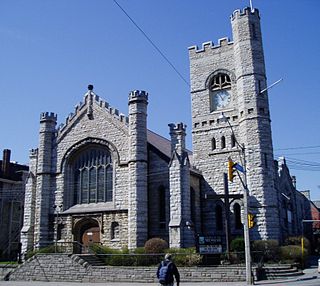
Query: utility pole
[
  {"left": 222, "top": 113, "right": 252, "bottom": 285},
  {"left": 223, "top": 173, "right": 231, "bottom": 256}
]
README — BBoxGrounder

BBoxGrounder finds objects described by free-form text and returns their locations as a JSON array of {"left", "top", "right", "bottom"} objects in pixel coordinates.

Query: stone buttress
[
  {"left": 128, "top": 90, "right": 149, "bottom": 248},
  {"left": 168, "top": 123, "right": 193, "bottom": 248},
  {"left": 34, "top": 112, "right": 57, "bottom": 247},
  {"left": 21, "top": 149, "right": 38, "bottom": 253}
]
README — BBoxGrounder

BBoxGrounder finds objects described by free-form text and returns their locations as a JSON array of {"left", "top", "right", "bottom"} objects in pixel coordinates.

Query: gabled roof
[{"left": 147, "top": 129, "right": 193, "bottom": 163}]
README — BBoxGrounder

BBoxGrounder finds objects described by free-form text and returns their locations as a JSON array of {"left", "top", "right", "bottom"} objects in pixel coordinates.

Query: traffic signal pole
[
  {"left": 223, "top": 113, "right": 252, "bottom": 285},
  {"left": 223, "top": 173, "right": 231, "bottom": 257},
  {"left": 242, "top": 148, "right": 252, "bottom": 284}
]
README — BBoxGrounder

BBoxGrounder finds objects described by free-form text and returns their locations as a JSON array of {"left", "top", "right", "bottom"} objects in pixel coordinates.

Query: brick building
[
  {"left": 0, "top": 149, "right": 28, "bottom": 260},
  {"left": 21, "top": 7, "right": 312, "bottom": 254}
]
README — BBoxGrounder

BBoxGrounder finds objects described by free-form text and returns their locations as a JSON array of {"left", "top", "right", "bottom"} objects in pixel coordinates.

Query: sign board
[{"left": 198, "top": 236, "right": 223, "bottom": 254}]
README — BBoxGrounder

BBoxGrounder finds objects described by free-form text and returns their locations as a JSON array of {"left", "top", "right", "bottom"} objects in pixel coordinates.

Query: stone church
[{"left": 21, "top": 7, "right": 310, "bottom": 254}]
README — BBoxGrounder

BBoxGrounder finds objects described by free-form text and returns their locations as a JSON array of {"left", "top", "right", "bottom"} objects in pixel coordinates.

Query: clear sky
[{"left": 1, "top": 1, "right": 319, "bottom": 199}]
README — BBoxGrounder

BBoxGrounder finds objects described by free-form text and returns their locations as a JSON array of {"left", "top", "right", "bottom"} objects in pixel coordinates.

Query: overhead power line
[
  {"left": 112, "top": 0, "right": 190, "bottom": 87},
  {"left": 274, "top": 145, "right": 320, "bottom": 151}
]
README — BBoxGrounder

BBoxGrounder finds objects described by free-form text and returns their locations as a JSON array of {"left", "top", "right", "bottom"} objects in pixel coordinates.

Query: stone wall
[
  {"left": 0, "top": 265, "right": 17, "bottom": 280},
  {"left": 8, "top": 254, "right": 246, "bottom": 282}
]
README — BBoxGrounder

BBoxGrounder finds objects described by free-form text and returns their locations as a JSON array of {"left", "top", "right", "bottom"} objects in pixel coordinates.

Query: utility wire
[
  {"left": 274, "top": 145, "right": 320, "bottom": 151},
  {"left": 112, "top": 0, "right": 190, "bottom": 87},
  {"left": 274, "top": 151, "right": 320, "bottom": 156}
]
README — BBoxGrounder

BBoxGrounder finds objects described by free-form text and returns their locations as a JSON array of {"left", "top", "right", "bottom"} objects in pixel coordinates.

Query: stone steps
[{"left": 261, "top": 264, "right": 303, "bottom": 280}]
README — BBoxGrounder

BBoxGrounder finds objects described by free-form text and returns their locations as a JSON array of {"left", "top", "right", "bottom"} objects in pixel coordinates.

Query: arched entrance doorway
[{"left": 73, "top": 218, "right": 101, "bottom": 253}]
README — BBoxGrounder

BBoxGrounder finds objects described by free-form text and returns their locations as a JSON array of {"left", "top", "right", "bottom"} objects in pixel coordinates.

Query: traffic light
[
  {"left": 228, "top": 158, "right": 236, "bottom": 182},
  {"left": 248, "top": 213, "right": 255, "bottom": 229}
]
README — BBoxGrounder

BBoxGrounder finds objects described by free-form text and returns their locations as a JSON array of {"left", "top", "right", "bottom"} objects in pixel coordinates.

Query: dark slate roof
[
  {"left": 147, "top": 129, "right": 193, "bottom": 161},
  {"left": 0, "top": 161, "right": 29, "bottom": 181},
  {"left": 313, "top": 201, "right": 320, "bottom": 209}
]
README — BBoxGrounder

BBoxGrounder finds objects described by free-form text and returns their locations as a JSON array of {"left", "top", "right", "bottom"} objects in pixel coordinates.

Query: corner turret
[{"left": 128, "top": 89, "right": 148, "bottom": 249}]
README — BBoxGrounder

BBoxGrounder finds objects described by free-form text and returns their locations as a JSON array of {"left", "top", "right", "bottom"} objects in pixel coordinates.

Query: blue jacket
[{"left": 156, "top": 259, "right": 180, "bottom": 284}]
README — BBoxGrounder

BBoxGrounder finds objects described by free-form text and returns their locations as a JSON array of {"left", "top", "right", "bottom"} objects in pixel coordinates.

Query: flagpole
[{"left": 249, "top": 0, "right": 253, "bottom": 11}]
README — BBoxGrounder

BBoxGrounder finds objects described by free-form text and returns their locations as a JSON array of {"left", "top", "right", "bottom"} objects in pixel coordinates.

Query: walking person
[{"left": 157, "top": 253, "right": 180, "bottom": 286}]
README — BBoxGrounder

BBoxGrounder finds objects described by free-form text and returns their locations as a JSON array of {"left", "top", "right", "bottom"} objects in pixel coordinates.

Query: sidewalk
[
  {"left": 0, "top": 265, "right": 318, "bottom": 286},
  {"left": 254, "top": 265, "right": 319, "bottom": 285}
]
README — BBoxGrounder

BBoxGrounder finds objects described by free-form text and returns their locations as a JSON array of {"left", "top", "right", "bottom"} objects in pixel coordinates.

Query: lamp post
[
  {"left": 219, "top": 113, "right": 252, "bottom": 285},
  {"left": 54, "top": 204, "right": 62, "bottom": 253}
]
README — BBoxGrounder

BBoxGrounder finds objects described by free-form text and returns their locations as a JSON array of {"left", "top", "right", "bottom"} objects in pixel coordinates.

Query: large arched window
[
  {"left": 190, "top": 187, "right": 196, "bottom": 224},
  {"left": 215, "top": 204, "right": 223, "bottom": 231},
  {"left": 72, "top": 145, "right": 113, "bottom": 204},
  {"left": 209, "top": 72, "right": 232, "bottom": 112},
  {"left": 159, "top": 186, "right": 166, "bottom": 229},
  {"left": 234, "top": 203, "right": 242, "bottom": 230}
]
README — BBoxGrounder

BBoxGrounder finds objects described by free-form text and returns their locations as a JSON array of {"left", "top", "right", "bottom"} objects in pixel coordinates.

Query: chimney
[{"left": 2, "top": 149, "right": 11, "bottom": 176}]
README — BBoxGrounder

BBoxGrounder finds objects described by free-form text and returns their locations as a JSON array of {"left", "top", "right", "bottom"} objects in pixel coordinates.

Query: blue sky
[{"left": 1, "top": 1, "right": 319, "bottom": 199}]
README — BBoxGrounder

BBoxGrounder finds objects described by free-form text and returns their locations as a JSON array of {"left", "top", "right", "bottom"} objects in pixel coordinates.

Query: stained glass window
[{"left": 72, "top": 146, "right": 113, "bottom": 204}]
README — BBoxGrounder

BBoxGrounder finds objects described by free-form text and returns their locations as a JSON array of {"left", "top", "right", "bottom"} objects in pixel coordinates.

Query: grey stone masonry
[
  {"left": 21, "top": 149, "right": 38, "bottom": 254},
  {"left": 168, "top": 123, "right": 193, "bottom": 248},
  {"left": 8, "top": 254, "right": 246, "bottom": 282},
  {"left": 189, "top": 8, "right": 280, "bottom": 241},
  {"left": 128, "top": 90, "right": 149, "bottom": 248},
  {"left": 34, "top": 112, "right": 57, "bottom": 247},
  {"left": 231, "top": 8, "right": 279, "bottom": 240}
]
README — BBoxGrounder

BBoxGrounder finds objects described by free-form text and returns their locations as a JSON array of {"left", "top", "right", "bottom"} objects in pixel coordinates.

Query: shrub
[
  {"left": 252, "top": 240, "right": 279, "bottom": 263},
  {"left": 144, "top": 238, "right": 168, "bottom": 254},
  {"left": 166, "top": 247, "right": 201, "bottom": 266},
  {"left": 285, "top": 236, "right": 310, "bottom": 253},
  {"left": 230, "top": 237, "right": 245, "bottom": 252},
  {"left": 279, "top": 245, "right": 306, "bottom": 265}
]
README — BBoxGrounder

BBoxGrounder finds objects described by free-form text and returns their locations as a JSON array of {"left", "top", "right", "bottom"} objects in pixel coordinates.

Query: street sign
[{"left": 234, "top": 163, "right": 245, "bottom": 173}]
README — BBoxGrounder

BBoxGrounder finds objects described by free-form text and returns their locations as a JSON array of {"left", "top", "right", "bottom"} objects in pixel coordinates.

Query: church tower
[{"left": 189, "top": 8, "right": 280, "bottom": 240}]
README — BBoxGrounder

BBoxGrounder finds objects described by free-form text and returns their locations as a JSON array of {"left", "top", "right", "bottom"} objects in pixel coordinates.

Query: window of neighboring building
[
  {"left": 72, "top": 146, "right": 113, "bottom": 205},
  {"left": 234, "top": 203, "right": 242, "bottom": 229},
  {"left": 215, "top": 204, "right": 223, "bottom": 231}
]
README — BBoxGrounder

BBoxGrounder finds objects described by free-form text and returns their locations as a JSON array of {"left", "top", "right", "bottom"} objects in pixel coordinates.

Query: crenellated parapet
[
  {"left": 188, "top": 37, "right": 233, "bottom": 54},
  {"left": 40, "top": 112, "right": 57, "bottom": 122},
  {"left": 169, "top": 122, "right": 187, "bottom": 134},
  {"left": 57, "top": 85, "right": 129, "bottom": 135},
  {"left": 29, "top": 148, "right": 38, "bottom": 157},
  {"left": 231, "top": 7, "right": 260, "bottom": 21},
  {"left": 128, "top": 90, "right": 148, "bottom": 103}
]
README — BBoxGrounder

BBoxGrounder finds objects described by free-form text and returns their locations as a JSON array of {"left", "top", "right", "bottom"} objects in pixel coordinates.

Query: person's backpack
[{"left": 158, "top": 261, "right": 172, "bottom": 284}]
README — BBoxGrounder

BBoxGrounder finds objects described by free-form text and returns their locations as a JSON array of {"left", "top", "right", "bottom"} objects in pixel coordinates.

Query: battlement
[
  {"left": 57, "top": 86, "right": 129, "bottom": 134},
  {"left": 128, "top": 90, "right": 148, "bottom": 101},
  {"left": 40, "top": 112, "right": 57, "bottom": 122},
  {"left": 231, "top": 7, "right": 260, "bottom": 21},
  {"left": 29, "top": 148, "right": 38, "bottom": 157},
  {"left": 169, "top": 122, "right": 187, "bottom": 133},
  {"left": 188, "top": 37, "right": 233, "bottom": 54}
]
